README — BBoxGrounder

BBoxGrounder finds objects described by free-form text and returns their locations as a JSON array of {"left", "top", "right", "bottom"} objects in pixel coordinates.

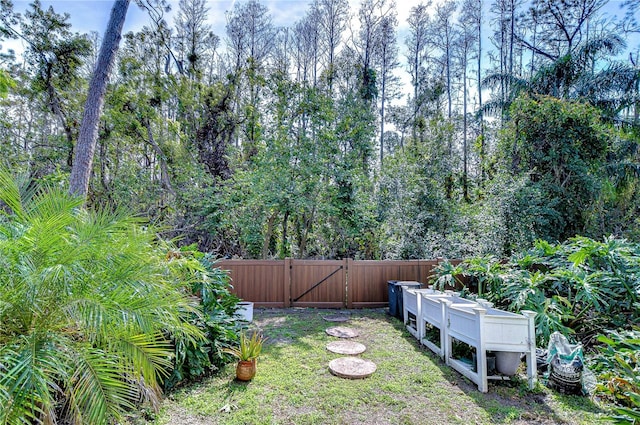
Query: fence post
[
  {"left": 284, "top": 258, "right": 292, "bottom": 308},
  {"left": 345, "top": 258, "right": 352, "bottom": 309}
]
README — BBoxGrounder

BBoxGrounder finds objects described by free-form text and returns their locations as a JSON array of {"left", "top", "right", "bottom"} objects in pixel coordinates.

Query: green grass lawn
[{"left": 151, "top": 308, "right": 611, "bottom": 425}]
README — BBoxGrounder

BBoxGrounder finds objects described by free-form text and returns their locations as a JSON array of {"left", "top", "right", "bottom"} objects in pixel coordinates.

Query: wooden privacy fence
[{"left": 217, "top": 258, "right": 449, "bottom": 309}]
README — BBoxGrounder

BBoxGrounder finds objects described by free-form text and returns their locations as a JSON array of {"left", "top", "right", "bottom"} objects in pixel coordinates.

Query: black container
[
  {"left": 387, "top": 280, "right": 399, "bottom": 317},
  {"left": 387, "top": 280, "right": 422, "bottom": 319}
]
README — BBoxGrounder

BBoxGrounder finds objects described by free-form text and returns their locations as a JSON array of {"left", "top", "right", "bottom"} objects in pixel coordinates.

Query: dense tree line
[{"left": 0, "top": 0, "right": 638, "bottom": 259}]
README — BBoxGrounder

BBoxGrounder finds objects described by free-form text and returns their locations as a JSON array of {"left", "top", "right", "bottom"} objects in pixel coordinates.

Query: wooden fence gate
[
  {"left": 289, "top": 259, "right": 347, "bottom": 308},
  {"left": 217, "top": 258, "right": 447, "bottom": 308}
]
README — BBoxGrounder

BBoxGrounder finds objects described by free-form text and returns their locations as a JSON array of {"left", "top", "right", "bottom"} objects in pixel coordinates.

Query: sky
[
  {"left": 2, "top": 0, "right": 638, "bottom": 81},
  {"left": 3, "top": 0, "right": 635, "bottom": 37},
  {"left": 5, "top": 1, "right": 373, "bottom": 42},
  {"left": 4, "top": 0, "right": 638, "bottom": 55},
  {"left": 3, "top": 0, "right": 418, "bottom": 57}
]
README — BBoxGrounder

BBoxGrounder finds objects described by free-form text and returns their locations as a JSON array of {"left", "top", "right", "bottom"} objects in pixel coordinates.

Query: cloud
[{"left": 264, "top": 0, "right": 312, "bottom": 27}]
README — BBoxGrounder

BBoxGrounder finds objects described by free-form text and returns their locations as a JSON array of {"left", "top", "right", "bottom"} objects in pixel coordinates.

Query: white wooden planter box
[
  {"left": 445, "top": 302, "right": 537, "bottom": 392},
  {"left": 402, "top": 289, "right": 537, "bottom": 393},
  {"left": 418, "top": 293, "right": 475, "bottom": 358},
  {"left": 402, "top": 288, "right": 441, "bottom": 338}
]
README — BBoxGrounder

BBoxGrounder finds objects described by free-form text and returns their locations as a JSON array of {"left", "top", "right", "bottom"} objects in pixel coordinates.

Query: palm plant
[
  {"left": 223, "top": 331, "right": 266, "bottom": 362},
  {"left": 482, "top": 33, "right": 638, "bottom": 122},
  {"left": 0, "top": 171, "right": 203, "bottom": 424}
]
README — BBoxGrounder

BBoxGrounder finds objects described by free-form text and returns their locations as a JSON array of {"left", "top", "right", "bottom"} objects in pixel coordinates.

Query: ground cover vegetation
[{"left": 149, "top": 309, "right": 608, "bottom": 425}]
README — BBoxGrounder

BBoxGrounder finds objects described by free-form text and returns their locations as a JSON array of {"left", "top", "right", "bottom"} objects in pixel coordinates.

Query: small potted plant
[{"left": 224, "top": 330, "right": 266, "bottom": 381}]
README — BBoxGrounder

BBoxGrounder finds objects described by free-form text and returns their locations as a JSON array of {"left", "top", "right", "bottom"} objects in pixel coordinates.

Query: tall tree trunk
[
  {"left": 499, "top": 4, "right": 506, "bottom": 123},
  {"left": 445, "top": 29, "right": 453, "bottom": 200},
  {"left": 142, "top": 118, "right": 175, "bottom": 196},
  {"left": 509, "top": 0, "right": 514, "bottom": 81},
  {"left": 280, "top": 210, "right": 290, "bottom": 258},
  {"left": 262, "top": 212, "right": 278, "bottom": 259},
  {"left": 446, "top": 28, "right": 452, "bottom": 121},
  {"left": 412, "top": 49, "right": 419, "bottom": 143},
  {"left": 463, "top": 57, "right": 468, "bottom": 202},
  {"left": 69, "top": 0, "right": 130, "bottom": 200},
  {"left": 631, "top": 52, "right": 639, "bottom": 125},
  {"left": 635, "top": 66, "right": 639, "bottom": 125},
  {"left": 477, "top": 0, "right": 484, "bottom": 181},
  {"left": 380, "top": 73, "right": 386, "bottom": 165}
]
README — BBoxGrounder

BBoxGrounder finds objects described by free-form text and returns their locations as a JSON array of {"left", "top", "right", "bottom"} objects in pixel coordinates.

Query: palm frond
[
  {"left": 0, "top": 170, "right": 210, "bottom": 422},
  {"left": 65, "top": 347, "right": 137, "bottom": 425},
  {"left": 478, "top": 99, "right": 507, "bottom": 117},
  {"left": 577, "top": 33, "right": 626, "bottom": 64},
  {"left": 110, "top": 332, "right": 174, "bottom": 390},
  {"left": 0, "top": 334, "right": 61, "bottom": 425},
  {"left": 0, "top": 170, "right": 26, "bottom": 221}
]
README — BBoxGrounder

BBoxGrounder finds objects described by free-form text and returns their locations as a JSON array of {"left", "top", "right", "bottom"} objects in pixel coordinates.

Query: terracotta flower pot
[{"left": 236, "top": 359, "right": 256, "bottom": 381}]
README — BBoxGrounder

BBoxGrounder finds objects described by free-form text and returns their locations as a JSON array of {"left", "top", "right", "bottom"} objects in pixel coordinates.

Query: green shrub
[
  {"left": 163, "top": 246, "right": 242, "bottom": 389},
  {"left": 592, "top": 329, "right": 640, "bottom": 424},
  {"left": 0, "top": 171, "right": 204, "bottom": 424},
  {"left": 432, "top": 237, "right": 640, "bottom": 348},
  {"left": 497, "top": 96, "right": 610, "bottom": 243},
  {"left": 433, "top": 237, "right": 640, "bottom": 420}
]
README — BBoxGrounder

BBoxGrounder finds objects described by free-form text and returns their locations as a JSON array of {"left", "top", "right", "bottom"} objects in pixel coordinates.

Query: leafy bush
[
  {"left": 475, "top": 175, "right": 558, "bottom": 256},
  {"left": 496, "top": 95, "right": 610, "bottom": 243},
  {"left": 432, "top": 237, "right": 640, "bottom": 348},
  {"left": 163, "top": 247, "right": 242, "bottom": 389},
  {"left": 0, "top": 172, "right": 205, "bottom": 424},
  {"left": 433, "top": 237, "right": 640, "bottom": 420},
  {"left": 592, "top": 329, "right": 640, "bottom": 424},
  {"left": 376, "top": 121, "right": 451, "bottom": 260}
]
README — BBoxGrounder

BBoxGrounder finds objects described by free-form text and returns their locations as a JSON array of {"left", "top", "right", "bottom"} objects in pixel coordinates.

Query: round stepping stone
[
  {"left": 322, "top": 315, "right": 350, "bottom": 322},
  {"left": 325, "top": 326, "right": 359, "bottom": 338},
  {"left": 329, "top": 357, "right": 377, "bottom": 379},
  {"left": 326, "top": 340, "right": 367, "bottom": 355}
]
